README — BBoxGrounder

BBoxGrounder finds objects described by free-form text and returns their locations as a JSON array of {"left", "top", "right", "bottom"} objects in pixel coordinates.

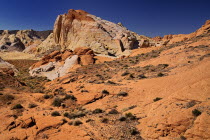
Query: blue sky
[{"left": 0, "top": 0, "right": 209, "bottom": 37}]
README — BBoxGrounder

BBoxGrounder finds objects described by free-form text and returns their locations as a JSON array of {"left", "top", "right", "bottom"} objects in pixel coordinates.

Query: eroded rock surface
[
  {"left": 29, "top": 47, "right": 95, "bottom": 80},
  {"left": 0, "top": 57, "right": 18, "bottom": 76},
  {"left": 36, "top": 9, "right": 146, "bottom": 56}
]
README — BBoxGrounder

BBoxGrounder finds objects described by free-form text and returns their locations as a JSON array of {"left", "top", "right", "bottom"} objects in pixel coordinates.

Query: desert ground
[{"left": 0, "top": 9, "right": 209, "bottom": 140}]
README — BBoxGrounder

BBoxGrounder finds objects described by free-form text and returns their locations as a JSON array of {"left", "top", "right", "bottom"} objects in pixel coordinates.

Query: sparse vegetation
[
  {"left": 157, "top": 73, "right": 164, "bottom": 77},
  {"left": 51, "top": 111, "right": 61, "bottom": 116},
  {"left": 102, "top": 90, "right": 109, "bottom": 95},
  {"left": 61, "top": 118, "right": 68, "bottom": 124},
  {"left": 64, "top": 112, "right": 70, "bottom": 117},
  {"left": 130, "top": 127, "right": 139, "bottom": 135},
  {"left": 117, "top": 92, "right": 128, "bottom": 97},
  {"left": 54, "top": 87, "right": 66, "bottom": 95},
  {"left": 108, "top": 109, "right": 119, "bottom": 114},
  {"left": 6, "top": 60, "right": 49, "bottom": 93},
  {"left": 66, "top": 111, "right": 86, "bottom": 119},
  {"left": 119, "top": 116, "right": 126, "bottom": 121},
  {"left": 69, "top": 120, "right": 83, "bottom": 126},
  {"left": 138, "top": 74, "right": 147, "bottom": 79},
  {"left": 92, "top": 108, "right": 103, "bottom": 114},
  {"left": 81, "top": 90, "right": 89, "bottom": 93},
  {"left": 52, "top": 97, "right": 63, "bottom": 107},
  {"left": 1, "top": 94, "right": 15, "bottom": 101},
  {"left": 192, "top": 109, "right": 202, "bottom": 117},
  {"left": 63, "top": 94, "right": 77, "bottom": 101},
  {"left": 101, "top": 118, "right": 109, "bottom": 123},
  {"left": 121, "top": 72, "right": 130, "bottom": 76},
  {"left": 107, "top": 80, "right": 117, "bottom": 85},
  {"left": 153, "top": 97, "right": 162, "bottom": 102},
  {"left": 12, "top": 104, "right": 23, "bottom": 109},
  {"left": 86, "top": 119, "right": 94, "bottom": 123},
  {"left": 28, "top": 103, "right": 38, "bottom": 108},
  {"left": 43, "top": 94, "right": 51, "bottom": 99},
  {"left": 125, "top": 112, "right": 137, "bottom": 120},
  {"left": 186, "top": 100, "right": 196, "bottom": 108},
  {"left": 0, "top": 84, "right": 5, "bottom": 91},
  {"left": 180, "top": 135, "right": 187, "bottom": 140},
  {"left": 122, "top": 105, "right": 137, "bottom": 112}
]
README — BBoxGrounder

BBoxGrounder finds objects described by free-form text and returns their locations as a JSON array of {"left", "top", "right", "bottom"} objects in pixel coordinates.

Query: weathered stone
[
  {"left": 80, "top": 55, "right": 94, "bottom": 65},
  {"left": 37, "top": 9, "right": 141, "bottom": 56}
]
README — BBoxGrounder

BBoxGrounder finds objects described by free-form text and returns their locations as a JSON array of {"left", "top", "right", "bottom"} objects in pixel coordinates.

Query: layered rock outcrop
[
  {"left": 0, "top": 30, "right": 52, "bottom": 46},
  {"left": 0, "top": 30, "right": 52, "bottom": 52},
  {"left": 157, "top": 20, "right": 210, "bottom": 45},
  {"left": 29, "top": 47, "right": 95, "bottom": 80},
  {"left": 37, "top": 9, "right": 141, "bottom": 56},
  {"left": 0, "top": 34, "right": 25, "bottom": 51}
]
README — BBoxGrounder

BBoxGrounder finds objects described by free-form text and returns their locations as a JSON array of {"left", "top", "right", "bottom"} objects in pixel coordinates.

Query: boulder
[
  {"left": 29, "top": 47, "right": 95, "bottom": 80},
  {"left": 73, "top": 47, "right": 94, "bottom": 55},
  {"left": 62, "top": 50, "right": 73, "bottom": 60},
  {"left": 20, "top": 117, "right": 36, "bottom": 128},
  {"left": 0, "top": 57, "right": 18, "bottom": 76},
  {"left": 29, "top": 55, "right": 79, "bottom": 80},
  {"left": 80, "top": 55, "right": 94, "bottom": 65}
]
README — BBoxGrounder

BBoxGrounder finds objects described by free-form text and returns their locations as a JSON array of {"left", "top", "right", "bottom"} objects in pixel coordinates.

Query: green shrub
[
  {"left": 185, "top": 100, "right": 196, "bottom": 108},
  {"left": 102, "top": 90, "right": 109, "bottom": 95},
  {"left": 130, "top": 128, "right": 139, "bottom": 135},
  {"left": 52, "top": 97, "right": 63, "bottom": 107},
  {"left": 125, "top": 112, "right": 137, "bottom": 120},
  {"left": 119, "top": 116, "right": 126, "bottom": 121},
  {"left": 68, "top": 120, "right": 83, "bottom": 126},
  {"left": 107, "top": 81, "right": 117, "bottom": 85},
  {"left": 180, "top": 136, "right": 187, "bottom": 140},
  {"left": 92, "top": 108, "right": 103, "bottom": 114},
  {"left": 157, "top": 73, "right": 164, "bottom": 77},
  {"left": 153, "top": 97, "right": 162, "bottom": 102},
  {"left": 0, "top": 84, "right": 5, "bottom": 91},
  {"left": 64, "top": 112, "right": 70, "bottom": 117},
  {"left": 81, "top": 90, "right": 89, "bottom": 93},
  {"left": 43, "top": 94, "right": 51, "bottom": 99},
  {"left": 67, "top": 111, "right": 86, "bottom": 119},
  {"left": 108, "top": 109, "right": 119, "bottom": 114},
  {"left": 101, "top": 118, "right": 108, "bottom": 123},
  {"left": 5, "top": 94, "right": 15, "bottom": 100},
  {"left": 51, "top": 111, "right": 61, "bottom": 116},
  {"left": 12, "top": 104, "right": 23, "bottom": 109},
  {"left": 117, "top": 92, "right": 128, "bottom": 97},
  {"left": 192, "top": 109, "right": 201, "bottom": 117},
  {"left": 121, "top": 72, "right": 130, "bottom": 76},
  {"left": 138, "top": 74, "right": 147, "bottom": 79},
  {"left": 28, "top": 103, "right": 38, "bottom": 108},
  {"left": 125, "top": 112, "right": 133, "bottom": 118},
  {"left": 54, "top": 87, "right": 66, "bottom": 95},
  {"left": 63, "top": 94, "right": 77, "bottom": 101},
  {"left": 86, "top": 119, "right": 94, "bottom": 123},
  {"left": 0, "top": 94, "right": 15, "bottom": 102},
  {"left": 61, "top": 118, "right": 68, "bottom": 124}
]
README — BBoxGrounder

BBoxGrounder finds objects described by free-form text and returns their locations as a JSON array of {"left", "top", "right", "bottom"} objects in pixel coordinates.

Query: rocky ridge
[
  {"left": 154, "top": 20, "right": 210, "bottom": 45},
  {"left": 0, "top": 30, "right": 52, "bottom": 52},
  {"left": 36, "top": 9, "right": 154, "bottom": 56}
]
